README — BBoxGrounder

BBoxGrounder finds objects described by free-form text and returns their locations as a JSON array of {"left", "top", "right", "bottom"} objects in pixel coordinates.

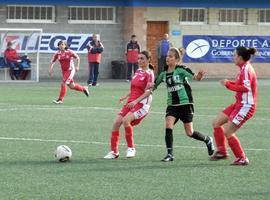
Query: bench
[{"left": 0, "top": 56, "right": 31, "bottom": 80}]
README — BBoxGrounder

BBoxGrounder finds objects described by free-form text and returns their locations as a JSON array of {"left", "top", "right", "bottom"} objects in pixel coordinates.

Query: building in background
[{"left": 0, "top": 0, "right": 270, "bottom": 80}]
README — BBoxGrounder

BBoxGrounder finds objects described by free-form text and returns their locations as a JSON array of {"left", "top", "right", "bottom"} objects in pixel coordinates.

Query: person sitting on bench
[{"left": 4, "top": 41, "right": 22, "bottom": 80}]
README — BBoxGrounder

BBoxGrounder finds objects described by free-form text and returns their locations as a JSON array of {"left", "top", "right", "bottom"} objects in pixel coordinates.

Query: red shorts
[
  {"left": 118, "top": 103, "right": 150, "bottom": 126},
  {"left": 223, "top": 103, "right": 255, "bottom": 128},
  {"left": 62, "top": 69, "right": 75, "bottom": 84}
]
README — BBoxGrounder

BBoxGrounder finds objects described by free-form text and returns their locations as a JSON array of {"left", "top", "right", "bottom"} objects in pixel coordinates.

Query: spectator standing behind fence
[
  {"left": 87, "top": 34, "right": 104, "bottom": 86},
  {"left": 126, "top": 34, "right": 140, "bottom": 82},
  {"left": 157, "top": 33, "right": 172, "bottom": 75},
  {"left": 4, "top": 41, "right": 22, "bottom": 80}
]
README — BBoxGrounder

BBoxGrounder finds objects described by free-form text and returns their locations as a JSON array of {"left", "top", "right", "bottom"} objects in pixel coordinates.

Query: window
[
  {"left": 68, "top": 7, "right": 115, "bottom": 24},
  {"left": 258, "top": 9, "right": 270, "bottom": 24},
  {"left": 219, "top": 9, "right": 245, "bottom": 24},
  {"left": 6, "top": 5, "right": 55, "bottom": 23},
  {"left": 179, "top": 8, "right": 206, "bottom": 24}
]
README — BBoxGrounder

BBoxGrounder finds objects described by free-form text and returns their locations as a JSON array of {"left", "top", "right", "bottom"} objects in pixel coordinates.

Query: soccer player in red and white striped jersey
[
  {"left": 211, "top": 46, "right": 257, "bottom": 166},
  {"left": 104, "top": 50, "right": 154, "bottom": 159},
  {"left": 49, "top": 40, "right": 89, "bottom": 104}
]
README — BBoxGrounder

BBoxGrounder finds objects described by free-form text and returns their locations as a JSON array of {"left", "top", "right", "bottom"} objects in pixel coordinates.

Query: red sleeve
[
  {"left": 70, "top": 50, "right": 79, "bottom": 59},
  {"left": 225, "top": 81, "right": 249, "bottom": 92},
  {"left": 51, "top": 53, "right": 58, "bottom": 63}
]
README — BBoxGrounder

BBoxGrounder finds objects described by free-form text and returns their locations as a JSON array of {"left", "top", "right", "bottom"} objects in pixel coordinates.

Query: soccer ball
[{"left": 55, "top": 145, "right": 72, "bottom": 162}]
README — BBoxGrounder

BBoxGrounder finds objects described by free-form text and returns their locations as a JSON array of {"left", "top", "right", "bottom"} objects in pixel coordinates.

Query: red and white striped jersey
[
  {"left": 52, "top": 49, "right": 78, "bottom": 71},
  {"left": 128, "top": 68, "right": 154, "bottom": 104},
  {"left": 233, "top": 62, "right": 257, "bottom": 105}
]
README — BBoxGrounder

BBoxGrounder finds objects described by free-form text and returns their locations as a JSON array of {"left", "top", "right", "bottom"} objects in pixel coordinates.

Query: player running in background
[
  {"left": 49, "top": 40, "right": 89, "bottom": 104},
  {"left": 104, "top": 50, "right": 154, "bottom": 159},
  {"left": 153, "top": 47, "right": 214, "bottom": 162},
  {"left": 211, "top": 47, "right": 257, "bottom": 166}
]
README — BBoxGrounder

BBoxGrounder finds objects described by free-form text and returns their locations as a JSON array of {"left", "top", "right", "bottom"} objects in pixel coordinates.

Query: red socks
[
  {"left": 111, "top": 131, "right": 120, "bottom": 154},
  {"left": 228, "top": 135, "right": 245, "bottom": 158},
  {"left": 71, "top": 83, "right": 85, "bottom": 92},
  {"left": 125, "top": 126, "right": 134, "bottom": 148},
  {"left": 213, "top": 127, "right": 227, "bottom": 154},
  {"left": 110, "top": 126, "right": 134, "bottom": 154},
  {"left": 59, "top": 84, "right": 67, "bottom": 101}
]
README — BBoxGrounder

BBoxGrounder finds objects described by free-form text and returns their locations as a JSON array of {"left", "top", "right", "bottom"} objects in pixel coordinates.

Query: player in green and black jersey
[{"left": 153, "top": 47, "right": 215, "bottom": 162}]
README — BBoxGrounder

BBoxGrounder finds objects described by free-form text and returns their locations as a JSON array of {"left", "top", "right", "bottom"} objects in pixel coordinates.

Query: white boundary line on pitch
[
  {"left": 0, "top": 105, "right": 269, "bottom": 121},
  {"left": 0, "top": 136, "right": 269, "bottom": 151}
]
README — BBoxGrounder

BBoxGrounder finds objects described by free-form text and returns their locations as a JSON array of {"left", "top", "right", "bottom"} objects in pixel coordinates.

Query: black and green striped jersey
[{"left": 154, "top": 65, "right": 194, "bottom": 106}]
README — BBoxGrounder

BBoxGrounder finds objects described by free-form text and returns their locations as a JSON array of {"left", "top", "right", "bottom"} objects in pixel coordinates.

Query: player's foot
[
  {"left": 206, "top": 136, "right": 215, "bottom": 156},
  {"left": 53, "top": 99, "right": 63, "bottom": 104},
  {"left": 161, "top": 154, "right": 174, "bottom": 162},
  {"left": 92, "top": 83, "right": 99, "bottom": 86},
  {"left": 104, "top": 151, "right": 119, "bottom": 159},
  {"left": 230, "top": 157, "right": 249, "bottom": 166},
  {"left": 83, "top": 86, "right": 89, "bottom": 97},
  {"left": 210, "top": 151, "right": 229, "bottom": 161},
  {"left": 126, "top": 147, "right": 136, "bottom": 158}
]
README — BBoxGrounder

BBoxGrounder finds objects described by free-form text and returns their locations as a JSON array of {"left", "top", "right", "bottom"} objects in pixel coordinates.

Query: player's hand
[
  {"left": 127, "top": 101, "right": 136, "bottom": 108},
  {"left": 195, "top": 70, "right": 206, "bottom": 81},
  {"left": 75, "top": 66, "right": 79, "bottom": 72},
  {"left": 220, "top": 79, "right": 228, "bottom": 86},
  {"left": 49, "top": 69, "right": 53, "bottom": 77},
  {"left": 119, "top": 96, "right": 127, "bottom": 103}
]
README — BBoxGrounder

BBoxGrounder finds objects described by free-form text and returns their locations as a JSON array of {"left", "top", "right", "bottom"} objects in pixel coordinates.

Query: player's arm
[
  {"left": 73, "top": 52, "right": 80, "bottom": 71},
  {"left": 49, "top": 54, "right": 57, "bottom": 77},
  {"left": 221, "top": 79, "right": 249, "bottom": 92},
  {"left": 153, "top": 72, "right": 164, "bottom": 91}
]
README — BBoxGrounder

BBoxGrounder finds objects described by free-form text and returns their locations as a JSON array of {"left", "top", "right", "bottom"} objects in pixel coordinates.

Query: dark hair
[
  {"left": 131, "top": 34, "right": 136, "bottom": 38},
  {"left": 57, "top": 40, "right": 68, "bottom": 50},
  {"left": 140, "top": 50, "right": 154, "bottom": 70},
  {"left": 236, "top": 46, "right": 256, "bottom": 61}
]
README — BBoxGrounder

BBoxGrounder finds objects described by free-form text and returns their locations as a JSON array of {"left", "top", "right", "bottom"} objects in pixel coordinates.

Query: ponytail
[{"left": 236, "top": 46, "right": 256, "bottom": 61}]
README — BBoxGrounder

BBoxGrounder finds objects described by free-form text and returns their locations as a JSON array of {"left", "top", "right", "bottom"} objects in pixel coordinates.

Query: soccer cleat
[
  {"left": 210, "top": 151, "right": 229, "bottom": 161},
  {"left": 161, "top": 154, "right": 174, "bottom": 162},
  {"left": 104, "top": 151, "right": 119, "bottom": 159},
  {"left": 126, "top": 147, "right": 136, "bottom": 158},
  {"left": 91, "top": 83, "right": 99, "bottom": 86},
  {"left": 83, "top": 86, "right": 89, "bottom": 97},
  {"left": 53, "top": 99, "right": 63, "bottom": 104},
  {"left": 230, "top": 157, "right": 249, "bottom": 166},
  {"left": 206, "top": 136, "right": 215, "bottom": 156}
]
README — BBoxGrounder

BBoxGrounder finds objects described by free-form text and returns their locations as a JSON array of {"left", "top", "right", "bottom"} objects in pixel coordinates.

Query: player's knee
[
  {"left": 212, "top": 119, "right": 220, "bottom": 128},
  {"left": 185, "top": 130, "right": 193, "bottom": 137}
]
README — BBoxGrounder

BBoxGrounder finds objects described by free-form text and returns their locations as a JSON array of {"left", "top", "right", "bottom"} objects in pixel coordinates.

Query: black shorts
[{"left": 166, "top": 104, "right": 194, "bottom": 124}]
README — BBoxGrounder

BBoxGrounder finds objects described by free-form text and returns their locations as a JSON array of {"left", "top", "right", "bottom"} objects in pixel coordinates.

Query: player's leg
[
  {"left": 183, "top": 122, "right": 215, "bottom": 156},
  {"left": 126, "top": 62, "right": 132, "bottom": 81},
  {"left": 53, "top": 81, "right": 67, "bottom": 104},
  {"left": 223, "top": 105, "right": 255, "bottom": 165},
  {"left": 66, "top": 70, "right": 89, "bottom": 96},
  {"left": 211, "top": 109, "right": 231, "bottom": 160},
  {"left": 161, "top": 115, "right": 176, "bottom": 161},
  {"left": 104, "top": 114, "right": 123, "bottom": 159},
  {"left": 92, "top": 62, "right": 99, "bottom": 86},
  {"left": 122, "top": 112, "right": 136, "bottom": 158},
  {"left": 87, "top": 62, "right": 93, "bottom": 85}
]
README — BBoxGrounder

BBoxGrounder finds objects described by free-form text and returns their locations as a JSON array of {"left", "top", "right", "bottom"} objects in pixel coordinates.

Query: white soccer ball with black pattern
[{"left": 55, "top": 145, "right": 72, "bottom": 162}]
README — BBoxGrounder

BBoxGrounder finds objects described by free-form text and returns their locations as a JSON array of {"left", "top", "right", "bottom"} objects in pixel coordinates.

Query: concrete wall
[
  {"left": 0, "top": 6, "right": 126, "bottom": 81},
  {"left": 1, "top": 6, "right": 270, "bottom": 80},
  {"left": 144, "top": 7, "right": 270, "bottom": 78}
]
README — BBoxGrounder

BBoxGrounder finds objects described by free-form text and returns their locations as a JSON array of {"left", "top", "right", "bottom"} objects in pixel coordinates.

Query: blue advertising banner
[{"left": 183, "top": 35, "right": 270, "bottom": 63}]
